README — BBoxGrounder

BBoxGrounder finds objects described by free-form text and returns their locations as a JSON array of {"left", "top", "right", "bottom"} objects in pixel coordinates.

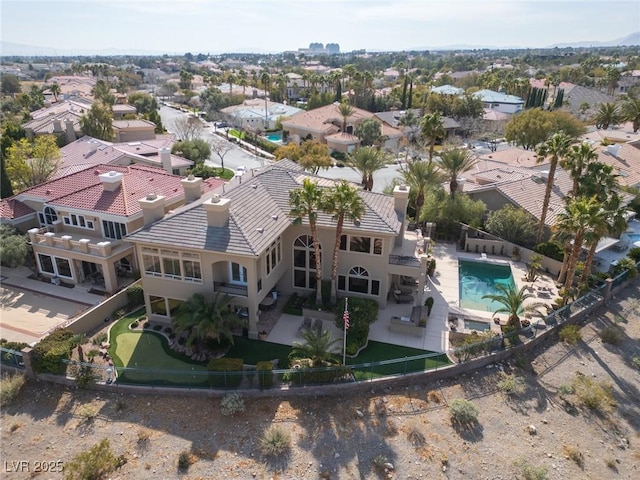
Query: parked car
[
  {"left": 235, "top": 166, "right": 247, "bottom": 177},
  {"left": 215, "top": 122, "right": 228, "bottom": 128}
]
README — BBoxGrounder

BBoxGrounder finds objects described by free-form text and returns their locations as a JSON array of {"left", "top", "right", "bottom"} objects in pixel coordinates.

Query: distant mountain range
[{"left": 1, "top": 32, "right": 638, "bottom": 57}]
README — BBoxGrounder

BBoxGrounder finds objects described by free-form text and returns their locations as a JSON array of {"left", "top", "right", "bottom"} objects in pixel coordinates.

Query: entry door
[{"left": 82, "top": 261, "right": 98, "bottom": 277}]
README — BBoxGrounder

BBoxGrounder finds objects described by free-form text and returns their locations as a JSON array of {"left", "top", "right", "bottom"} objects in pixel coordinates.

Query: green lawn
[{"left": 226, "top": 337, "right": 293, "bottom": 368}]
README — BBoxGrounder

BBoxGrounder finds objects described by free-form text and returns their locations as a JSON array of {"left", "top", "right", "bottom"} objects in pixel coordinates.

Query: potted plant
[
  {"left": 424, "top": 296, "right": 434, "bottom": 316},
  {"left": 511, "top": 246, "right": 521, "bottom": 262}
]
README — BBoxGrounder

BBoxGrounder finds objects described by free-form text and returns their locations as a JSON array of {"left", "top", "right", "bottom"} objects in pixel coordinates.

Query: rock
[
  {"left": 541, "top": 419, "right": 548, "bottom": 424},
  {"left": 356, "top": 409, "right": 364, "bottom": 418},
  {"left": 528, "top": 425, "right": 537, "bottom": 435},
  {"left": 383, "top": 462, "right": 394, "bottom": 470},
  {"left": 382, "top": 397, "right": 388, "bottom": 403}
]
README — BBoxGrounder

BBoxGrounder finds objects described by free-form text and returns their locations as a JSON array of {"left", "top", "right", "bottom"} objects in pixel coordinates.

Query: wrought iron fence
[{"left": 0, "top": 347, "right": 25, "bottom": 369}]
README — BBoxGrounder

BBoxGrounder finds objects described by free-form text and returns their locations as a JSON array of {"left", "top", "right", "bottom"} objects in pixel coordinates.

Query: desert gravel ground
[{"left": 1, "top": 283, "right": 639, "bottom": 479}]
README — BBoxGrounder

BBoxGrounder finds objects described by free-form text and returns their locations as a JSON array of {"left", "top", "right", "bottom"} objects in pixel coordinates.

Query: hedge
[
  {"left": 32, "top": 328, "right": 76, "bottom": 374},
  {"left": 207, "top": 357, "right": 243, "bottom": 388},
  {"left": 333, "top": 297, "right": 379, "bottom": 355},
  {"left": 256, "top": 361, "right": 273, "bottom": 388}
]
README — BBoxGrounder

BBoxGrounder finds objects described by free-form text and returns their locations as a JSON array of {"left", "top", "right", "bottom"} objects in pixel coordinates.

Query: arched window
[
  {"left": 42, "top": 206, "right": 58, "bottom": 225},
  {"left": 338, "top": 266, "right": 380, "bottom": 296},
  {"left": 293, "top": 234, "right": 321, "bottom": 289}
]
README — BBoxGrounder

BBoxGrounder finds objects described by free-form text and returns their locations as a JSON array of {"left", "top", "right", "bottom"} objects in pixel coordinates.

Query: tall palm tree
[
  {"left": 172, "top": 293, "right": 239, "bottom": 348},
  {"left": 226, "top": 72, "right": 236, "bottom": 97},
  {"left": 398, "top": 110, "right": 419, "bottom": 145},
  {"left": 482, "top": 285, "right": 539, "bottom": 329},
  {"left": 534, "top": 131, "right": 573, "bottom": 243},
  {"left": 592, "top": 102, "right": 623, "bottom": 130},
  {"left": 561, "top": 142, "right": 598, "bottom": 196},
  {"left": 578, "top": 201, "right": 621, "bottom": 287},
  {"left": 347, "top": 146, "right": 389, "bottom": 191},
  {"left": 621, "top": 95, "right": 640, "bottom": 132},
  {"left": 322, "top": 181, "right": 365, "bottom": 304},
  {"left": 400, "top": 160, "right": 443, "bottom": 224},
  {"left": 290, "top": 329, "right": 341, "bottom": 366},
  {"left": 438, "top": 148, "right": 477, "bottom": 199},
  {"left": 261, "top": 72, "right": 271, "bottom": 129},
  {"left": 420, "top": 111, "right": 445, "bottom": 162},
  {"left": 338, "top": 101, "right": 354, "bottom": 133},
  {"left": 49, "top": 83, "right": 61, "bottom": 102},
  {"left": 289, "top": 179, "right": 325, "bottom": 304}
]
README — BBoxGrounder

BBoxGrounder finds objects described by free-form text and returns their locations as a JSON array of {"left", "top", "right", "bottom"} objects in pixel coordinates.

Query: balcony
[
  {"left": 27, "top": 228, "right": 129, "bottom": 258},
  {"left": 214, "top": 282, "right": 248, "bottom": 297}
]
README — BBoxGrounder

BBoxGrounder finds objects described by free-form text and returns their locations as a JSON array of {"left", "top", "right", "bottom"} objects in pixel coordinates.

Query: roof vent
[
  {"left": 271, "top": 214, "right": 278, "bottom": 220},
  {"left": 354, "top": 219, "right": 361, "bottom": 226},
  {"left": 257, "top": 227, "right": 264, "bottom": 233},
  {"left": 252, "top": 184, "right": 258, "bottom": 189},
  {"left": 211, "top": 194, "right": 221, "bottom": 203},
  {"left": 146, "top": 193, "right": 157, "bottom": 200},
  {"left": 398, "top": 184, "right": 408, "bottom": 191}
]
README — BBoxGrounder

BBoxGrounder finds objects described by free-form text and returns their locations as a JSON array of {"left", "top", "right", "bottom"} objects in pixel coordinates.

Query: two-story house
[
  {"left": 1, "top": 165, "right": 224, "bottom": 294},
  {"left": 126, "top": 160, "right": 428, "bottom": 339}
]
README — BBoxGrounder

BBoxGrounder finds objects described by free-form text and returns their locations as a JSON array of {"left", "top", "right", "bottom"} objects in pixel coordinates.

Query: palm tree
[
  {"left": 534, "top": 132, "right": 573, "bottom": 243},
  {"left": 621, "top": 95, "right": 640, "bottom": 132},
  {"left": 338, "top": 101, "right": 354, "bottom": 133},
  {"left": 322, "top": 181, "right": 365, "bottom": 304},
  {"left": 49, "top": 83, "right": 61, "bottom": 102},
  {"left": 592, "top": 102, "right": 623, "bottom": 130},
  {"left": 289, "top": 179, "right": 325, "bottom": 304},
  {"left": 399, "top": 160, "right": 443, "bottom": 225},
  {"left": 172, "top": 293, "right": 239, "bottom": 348},
  {"left": 226, "top": 72, "right": 236, "bottom": 96},
  {"left": 290, "top": 329, "right": 341, "bottom": 366},
  {"left": 347, "top": 146, "right": 389, "bottom": 191},
  {"left": 398, "top": 110, "right": 419, "bottom": 145},
  {"left": 261, "top": 72, "right": 271, "bottom": 129},
  {"left": 438, "top": 148, "right": 477, "bottom": 199},
  {"left": 482, "top": 284, "right": 539, "bottom": 329},
  {"left": 420, "top": 111, "right": 445, "bottom": 162},
  {"left": 561, "top": 142, "right": 598, "bottom": 196}
]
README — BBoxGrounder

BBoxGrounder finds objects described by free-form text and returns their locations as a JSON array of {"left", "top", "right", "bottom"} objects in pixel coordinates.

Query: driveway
[{"left": 0, "top": 286, "right": 91, "bottom": 345}]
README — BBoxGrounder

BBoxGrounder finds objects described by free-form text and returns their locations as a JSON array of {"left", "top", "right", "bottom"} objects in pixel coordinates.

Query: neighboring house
[
  {"left": 45, "top": 75, "right": 96, "bottom": 99},
  {"left": 220, "top": 99, "right": 303, "bottom": 131},
  {"left": 285, "top": 72, "right": 333, "bottom": 102},
  {"left": 591, "top": 142, "right": 640, "bottom": 189},
  {"left": 383, "top": 69, "right": 400, "bottom": 82},
  {"left": 126, "top": 160, "right": 428, "bottom": 338},
  {"left": 23, "top": 98, "right": 93, "bottom": 141},
  {"left": 112, "top": 104, "right": 138, "bottom": 119},
  {"left": 374, "top": 109, "right": 461, "bottom": 139},
  {"left": 0, "top": 165, "right": 225, "bottom": 293},
  {"left": 561, "top": 83, "right": 617, "bottom": 117},
  {"left": 112, "top": 119, "right": 157, "bottom": 142},
  {"left": 54, "top": 135, "right": 193, "bottom": 178},
  {"left": 282, "top": 102, "right": 403, "bottom": 153},
  {"left": 618, "top": 70, "right": 640, "bottom": 94},
  {"left": 473, "top": 89, "right": 524, "bottom": 114},
  {"left": 430, "top": 85, "right": 464, "bottom": 95}
]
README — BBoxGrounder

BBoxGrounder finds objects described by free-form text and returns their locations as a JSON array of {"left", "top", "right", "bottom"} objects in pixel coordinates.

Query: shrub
[
  {"left": 572, "top": 374, "right": 615, "bottom": 411},
  {"left": 599, "top": 326, "right": 623, "bottom": 345},
  {"left": 92, "top": 332, "right": 108, "bottom": 346},
  {"left": 333, "top": 297, "right": 378, "bottom": 355},
  {"left": 256, "top": 360, "right": 273, "bottom": 388},
  {"left": 126, "top": 284, "right": 144, "bottom": 306},
  {"left": 0, "top": 225, "right": 29, "bottom": 268},
  {"left": 220, "top": 392, "right": 245, "bottom": 416},
  {"left": 113, "top": 309, "right": 127, "bottom": 320},
  {"left": 372, "top": 454, "right": 390, "bottom": 472},
  {"left": 515, "top": 459, "right": 548, "bottom": 480},
  {"left": 559, "top": 324, "right": 582, "bottom": 344},
  {"left": 534, "top": 241, "right": 564, "bottom": 262},
  {"left": 207, "top": 358, "right": 243, "bottom": 387},
  {"left": 63, "top": 439, "right": 118, "bottom": 480},
  {"left": 130, "top": 320, "right": 139, "bottom": 329},
  {"left": 448, "top": 398, "right": 479, "bottom": 426},
  {"left": 75, "top": 365, "right": 99, "bottom": 389},
  {"left": 564, "top": 445, "right": 584, "bottom": 468},
  {"left": 282, "top": 292, "right": 303, "bottom": 315},
  {"left": 406, "top": 421, "right": 426, "bottom": 446},
  {"left": 631, "top": 355, "right": 640, "bottom": 370},
  {"left": 143, "top": 322, "right": 151, "bottom": 329},
  {"left": 32, "top": 328, "right": 76, "bottom": 374},
  {"left": 627, "top": 246, "right": 640, "bottom": 263},
  {"left": 497, "top": 372, "right": 526, "bottom": 396},
  {"left": 260, "top": 426, "right": 291, "bottom": 458},
  {"left": 177, "top": 450, "right": 194, "bottom": 472},
  {"left": 283, "top": 359, "right": 351, "bottom": 385},
  {"left": 0, "top": 339, "right": 29, "bottom": 351},
  {"left": 152, "top": 324, "right": 162, "bottom": 331},
  {"left": 0, "top": 373, "right": 25, "bottom": 407}
]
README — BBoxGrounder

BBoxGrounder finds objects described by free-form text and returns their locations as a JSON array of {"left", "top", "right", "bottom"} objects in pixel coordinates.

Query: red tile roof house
[
  {"left": 0, "top": 165, "right": 224, "bottom": 294},
  {"left": 281, "top": 102, "right": 403, "bottom": 154}
]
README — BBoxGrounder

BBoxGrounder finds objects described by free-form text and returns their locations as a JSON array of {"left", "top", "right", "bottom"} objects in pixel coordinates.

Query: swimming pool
[
  {"left": 264, "top": 132, "right": 283, "bottom": 144},
  {"left": 464, "top": 319, "right": 491, "bottom": 331},
  {"left": 459, "top": 259, "right": 516, "bottom": 312}
]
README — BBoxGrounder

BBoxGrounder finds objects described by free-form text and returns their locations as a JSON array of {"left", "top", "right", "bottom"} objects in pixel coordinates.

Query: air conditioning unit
[{"left": 51, "top": 276, "right": 61, "bottom": 286}]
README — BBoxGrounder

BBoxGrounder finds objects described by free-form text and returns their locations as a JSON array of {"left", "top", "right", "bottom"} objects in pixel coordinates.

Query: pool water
[
  {"left": 265, "top": 132, "right": 283, "bottom": 143},
  {"left": 464, "top": 319, "right": 491, "bottom": 331},
  {"left": 459, "top": 259, "right": 516, "bottom": 312},
  {"left": 623, "top": 233, "right": 640, "bottom": 245}
]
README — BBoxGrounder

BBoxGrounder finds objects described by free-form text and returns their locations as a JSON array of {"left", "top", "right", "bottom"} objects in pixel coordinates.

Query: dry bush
[
  {"left": 571, "top": 374, "right": 615, "bottom": 412},
  {"left": 406, "top": 421, "right": 426, "bottom": 446},
  {"left": 563, "top": 445, "right": 584, "bottom": 468},
  {"left": 427, "top": 390, "right": 444, "bottom": 404},
  {"left": 0, "top": 373, "right": 25, "bottom": 407}
]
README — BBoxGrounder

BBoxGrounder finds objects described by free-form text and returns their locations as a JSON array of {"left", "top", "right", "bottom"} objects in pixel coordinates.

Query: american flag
[{"left": 343, "top": 305, "right": 350, "bottom": 330}]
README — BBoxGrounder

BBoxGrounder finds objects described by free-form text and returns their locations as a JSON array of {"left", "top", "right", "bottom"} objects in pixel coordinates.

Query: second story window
[
  {"left": 103, "top": 221, "right": 127, "bottom": 240},
  {"left": 266, "top": 237, "right": 282, "bottom": 275},
  {"left": 63, "top": 214, "right": 94, "bottom": 230},
  {"left": 39, "top": 206, "right": 58, "bottom": 226},
  {"left": 340, "top": 235, "right": 383, "bottom": 255}
]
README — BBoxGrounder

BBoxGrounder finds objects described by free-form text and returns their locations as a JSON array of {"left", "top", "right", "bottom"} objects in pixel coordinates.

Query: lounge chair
[
  {"left": 392, "top": 282, "right": 414, "bottom": 295},
  {"left": 298, "top": 317, "right": 312, "bottom": 337},
  {"left": 393, "top": 290, "right": 414, "bottom": 304}
]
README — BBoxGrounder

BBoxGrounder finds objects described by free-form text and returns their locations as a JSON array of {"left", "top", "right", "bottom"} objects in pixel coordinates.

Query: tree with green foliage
[
  {"left": 420, "top": 111, "right": 445, "bottom": 162},
  {"left": 421, "top": 189, "right": 486, "bottom": 238},
  {"left": 561, "top": 142, "right": 598, "bottom": 196},
  {"left": 438, "top": 148, "right": 477, "bottom": 199},
  {"left": 128, "top": 92, "right": 159, "bottom": 115},
  {"left": 0, "top": 74, "right": 21, "bottom": 96},
  {"left": 187, "top": 164, "right": 231, "bottom": 180},
  {"left": 0, "top": 225, "right": 28, "bottom": 268},
  {"left": 179, "top": 70, "right": 194, "bottom": 90},
  {"left": 505, "top": 108, "right": 585, "bottom": 150},
  {"left": 290, "top": 329, "right": 341, "bottom": 367},
  {"left": 338, "top": 100, "right": 354, "bottom": 133},
  {"left": 172, "top": 293, "right": 239, "bottom": 348},
  {"left": 354, "top": 118, "right": 384, "bottom": 147},
  {"left": 592, "top": 102, "right": 623, "bottom": 130},
  {"left": 621, "top": 95, "right": 640, "bottom": 132},
  {"left": 92, "top": 80, "right": 115, "bottom": 106},
  {"left": 534, "top": 131, "right": 573, "bottom": 243},
  {"left": 5, "top": 135, "right": 61, "bottom": 191},
  {"left": 322, "top": 181, "right": 365, "bottom": 304},
  {"left": 171, "top": 139, "right": 211, "bottom": 164},
  {"left": 399, "top": 160, "right": 443, "bottom": 224},
  {"left": 482, "top": 285, "right": 539, "bottom": 329},
  {"left": 289, "top": 179, "right": 325, "bottom": 304},
  {"left": 484, "top": 204, "right": 537, "bottom": 246},
  {"left": 347, "top": 146, "right": 389, "bottom": 191},
  {"left": 80, "top": 101, "right": 113, "bottom": 141}
]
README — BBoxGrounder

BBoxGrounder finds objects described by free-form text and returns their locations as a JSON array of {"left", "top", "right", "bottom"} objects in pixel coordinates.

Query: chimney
[
  {"left": 53, "top": 119, "right": 63, "bottom": 133},
  {"left": 181, "top": 175, "right": 203, "bottom": 203},
  {"left": 87, "top": 139, "right": 99, "bottom": 154},
  {"left": 138, "top": 193, "right": 167, "bottom": 225},
  {"left": 65, "top": 117, "right": 76, "bottom": 143},
  {"left": 539, "top": 170, "right": 549, "bottom": 181},
  {"left": 203, "top": 194, "right": 231, "bottom": 227},
  {"left": 159, "top": 147, "right": 172, "bottom": 174},
  {"left": 606, "top": 144, "right": 622, "bottom": 157},
  {"left": 393, "top": 185, "right": 410, "bottom": 246},
  {"left": 99, "top": 171, "right": 124, "bottom": 191}
]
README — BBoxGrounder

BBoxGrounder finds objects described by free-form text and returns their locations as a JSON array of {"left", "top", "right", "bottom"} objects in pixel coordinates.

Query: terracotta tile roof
[
  {"left": 111, "top": 137, "right": 175, "bottom": 156},
  {"left": 112, "top": 104, "right": 137, "bottom": 114},
  {"left": 127, "top": 160, "right": 401, "bottom": 255},
  {"left": 477, "top": 147, "right": 540, "bottom": 168},
  {"left": 593, "top": 143, "right": 640, "bottom": 188},
  {"left": 0, "top": 198, "right": 34, "bottom": 219},
  {"left": 112, "top": 119, "right": 157, "bottom": 130},
  {"left": 28, "top": 98, "right": 93, "bottom": 121},
  {"left": 580, "top": 123, "right": 640, "bottom": 144},
  {"left": 14, "top": 164, "right": 224, "bottom": 218}
]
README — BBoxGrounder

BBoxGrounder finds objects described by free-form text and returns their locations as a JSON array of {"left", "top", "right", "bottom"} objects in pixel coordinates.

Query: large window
[
  {"left": 37, "top": 253, "right": 73, "bottom": 279},
  {"left": 339, "top": 235, "right": 383, "bottom": 255},
  {"left": 38, "top": 206, "right": 58, "bottom": 226},
  {"left": 141, "top": 247, "right": 202, "bottom": 283},
  {"left": 293, "top": 234, "right": 321, "bottom": 289},
  {"left": 149, "top": 296, "right": 182, "bottom": 317},
  {"left": 63, "top": 214, "right": 94, "bottom": 230},
  {"left": 338, "top": 266, "right": 380, "bottom": 296},
  {"left": 102, "top": 220, "right": 127, "bottom": 240},
  {"left": 266, "top": 237, "right": 282, "bottom": 275},
  {"left": 230, "top": 262, "right": 247, "bottom": 284}
]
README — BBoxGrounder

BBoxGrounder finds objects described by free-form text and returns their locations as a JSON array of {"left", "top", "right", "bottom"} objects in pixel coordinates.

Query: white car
[{"left": 235, "top": 166, "right": 247, "bottom": 177}]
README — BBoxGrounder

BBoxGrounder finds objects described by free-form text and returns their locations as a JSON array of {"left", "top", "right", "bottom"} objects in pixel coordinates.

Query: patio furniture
[
  {"left": 389, "top": 314, "right": 423, "bottom": 335},
  {"left": 392, "top": 281, "right": 414, "bottom": 295},
  {"left": 297, "top": 317, "right": 312, "bottom": 337},
  {"left": 393, "top": 290, "right": 414, "bottom": 304}
]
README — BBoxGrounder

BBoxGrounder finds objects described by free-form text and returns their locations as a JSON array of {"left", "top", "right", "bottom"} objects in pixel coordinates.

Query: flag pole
[{"left": 343, "top": 297, "right": 348, "bottom": 365}]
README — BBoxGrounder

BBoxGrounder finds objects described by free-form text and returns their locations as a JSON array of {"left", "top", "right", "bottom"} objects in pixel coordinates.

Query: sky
[{"left": 1, "top": 0, "right": 639, "bottom": 55}]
